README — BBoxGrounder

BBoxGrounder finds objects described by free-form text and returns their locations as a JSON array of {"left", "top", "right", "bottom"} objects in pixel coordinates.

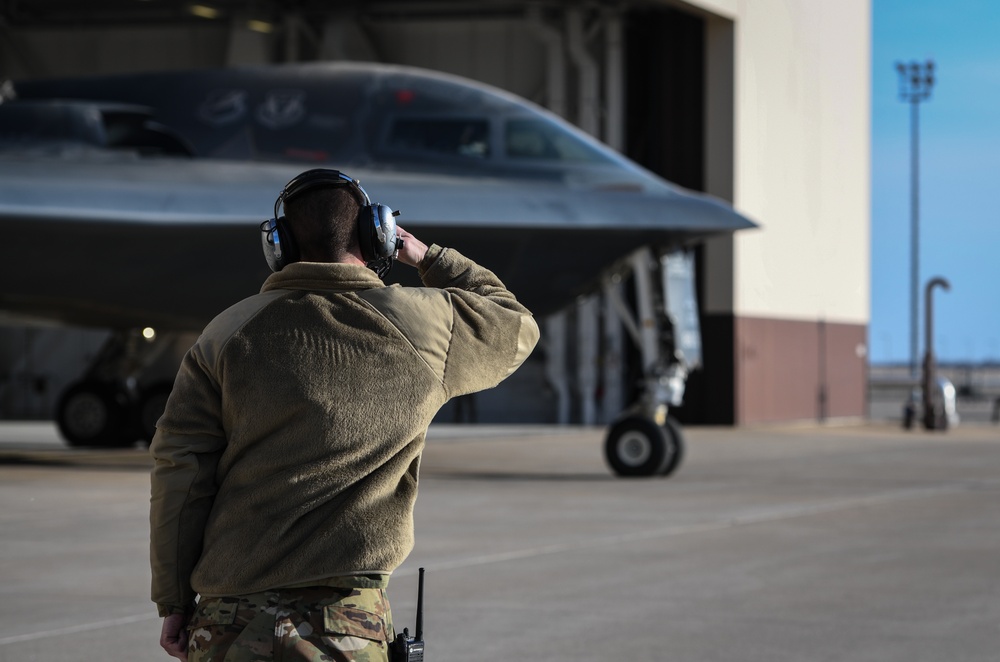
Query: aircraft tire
[
  {"left": 134, "top": 381, "right": 174, "bottom": 444},
  {"left": 659, "top": 416, "right": 686, "bottom": 477},
  {"left": 604, "top": 415, "right": 681, "bottom": 478},
  {"left": 56, "top": 381, "right": 131, "bottom": 448}
]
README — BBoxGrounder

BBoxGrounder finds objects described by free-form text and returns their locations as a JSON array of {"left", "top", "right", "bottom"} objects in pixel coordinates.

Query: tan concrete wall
[
  {"left": 735, "top": 1, "right": 870, "bottom": 326},
  {"left": 686, "top": 0, "right": 872, "bottom": 327}
]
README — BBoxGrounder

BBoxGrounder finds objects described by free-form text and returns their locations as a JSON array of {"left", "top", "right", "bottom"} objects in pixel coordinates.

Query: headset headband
[{"left": 273, "top": 168, "right": 371, "bottom": 220}]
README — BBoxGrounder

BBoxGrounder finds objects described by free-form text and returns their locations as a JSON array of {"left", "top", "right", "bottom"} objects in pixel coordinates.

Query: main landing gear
[
  {"left": 54, "top": 329, "right": 183, "bottom": 447},
  {"left": 56, "top": 378, "right": 173, "bottom": 447}
]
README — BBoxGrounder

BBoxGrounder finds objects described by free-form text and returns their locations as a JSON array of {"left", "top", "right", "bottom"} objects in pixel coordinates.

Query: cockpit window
[
  {"left": 504, "top": 118, "right": 612, "bottom": 163},
  {"left": 0, "top": 103, "right": 106, "bottom": 147},
  {"left": 0, "top": 102, "right": 193, "bottom": 156},
  {"left": 386, "top": 118, "right": 490, "bottom": 159}
]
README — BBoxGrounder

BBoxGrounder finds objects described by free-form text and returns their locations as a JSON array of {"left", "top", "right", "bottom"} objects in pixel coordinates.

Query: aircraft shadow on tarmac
[{"left": 0, "top": 448, "right": 153, "bottom": 471}]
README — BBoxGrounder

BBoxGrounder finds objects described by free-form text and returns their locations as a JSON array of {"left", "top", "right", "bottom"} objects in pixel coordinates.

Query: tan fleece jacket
[{"left": 149, "top": 245, "right": 538, "bottom": 616}]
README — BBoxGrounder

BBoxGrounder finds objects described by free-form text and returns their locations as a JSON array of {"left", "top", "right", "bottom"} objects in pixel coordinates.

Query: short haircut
[{"left": 283, "top": 186, "right": 361, "bottom": 261}]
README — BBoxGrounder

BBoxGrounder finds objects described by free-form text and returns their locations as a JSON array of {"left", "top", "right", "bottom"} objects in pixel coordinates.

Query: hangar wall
[
  {"left": 731, "top": 0, "right": 871, "bottom": 325},
  {"left": 683, "top": 0, "right": 871, "bottom": 423}
]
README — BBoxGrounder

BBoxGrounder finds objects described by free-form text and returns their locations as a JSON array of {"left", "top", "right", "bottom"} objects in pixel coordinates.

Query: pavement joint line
[
  {"left": 1, "top": 480, "right": 988, "bottom": 646},
  {"left": 400, "top": 482, "right": 982, "bottom": 576},
  {"left": 0, "top": 612, "right": 155, "bottom": 646}
]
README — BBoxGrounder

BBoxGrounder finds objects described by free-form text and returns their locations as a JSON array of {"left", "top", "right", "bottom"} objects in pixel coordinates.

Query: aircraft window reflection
[
  {"left": 505, "top": 119, "right": 611, "bottom": 163},
  {"left": 386, "top": 119, "right": 490, "bottom": 159}
]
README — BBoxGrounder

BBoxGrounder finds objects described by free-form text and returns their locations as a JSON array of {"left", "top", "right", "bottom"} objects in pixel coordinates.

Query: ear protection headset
[{"left": 260, "top": 168, "right": 402, "bottom": 277}]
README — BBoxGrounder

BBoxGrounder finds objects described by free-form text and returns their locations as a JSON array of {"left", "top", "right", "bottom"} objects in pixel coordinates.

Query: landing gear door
[{"left": 661, "top": 251, "right": 702, "bottom": 371}]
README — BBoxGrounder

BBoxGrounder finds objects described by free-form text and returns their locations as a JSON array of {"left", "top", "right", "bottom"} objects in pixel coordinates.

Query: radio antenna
[{"left": 415, "top": 567, "right": 425, "bottom": 641}]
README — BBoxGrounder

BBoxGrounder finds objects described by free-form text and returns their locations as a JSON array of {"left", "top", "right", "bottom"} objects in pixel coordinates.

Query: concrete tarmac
[{"left": 0, "top": 421, "right": 998, "bottom": 661}]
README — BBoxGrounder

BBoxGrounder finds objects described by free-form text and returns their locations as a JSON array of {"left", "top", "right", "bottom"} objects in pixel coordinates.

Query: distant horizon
[{"left": 869, "top": 359, "right": 1000, "bottom": 368}]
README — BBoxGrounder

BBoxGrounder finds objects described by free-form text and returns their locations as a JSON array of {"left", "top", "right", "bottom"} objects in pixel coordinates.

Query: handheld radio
[{"left": 390, "top": 567, "right": 425, "bottom": 662}]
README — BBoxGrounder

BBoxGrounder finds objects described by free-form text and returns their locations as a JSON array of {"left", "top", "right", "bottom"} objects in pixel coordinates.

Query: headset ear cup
[
  {"left": 357, "top": 204, "right": 398, "bottom": 262},
  {"left": 261, "top": 216, "right": 300, "bottom": 272},
  {"left": 275, "top": 217, "right": 299, "bottom": 268},
  {"left": 373, "top": 204, "right": 399, "bottom": 259},
  {"left": 261, "top": 218, "right": 281, "bottom": 272}
]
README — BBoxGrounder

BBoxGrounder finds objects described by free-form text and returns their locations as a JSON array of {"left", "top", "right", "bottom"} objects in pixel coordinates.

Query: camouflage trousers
[{"left": 187, "top": 585, "right": 394, "bottom": 661}]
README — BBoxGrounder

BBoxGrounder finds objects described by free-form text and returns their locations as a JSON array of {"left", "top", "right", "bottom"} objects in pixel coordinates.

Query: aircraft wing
[
  {"left": 0, "top": 152, "right": 751, "bottom": 330},
  {"left": 375, "top": 169, "right": 752, "bottom": 311}
]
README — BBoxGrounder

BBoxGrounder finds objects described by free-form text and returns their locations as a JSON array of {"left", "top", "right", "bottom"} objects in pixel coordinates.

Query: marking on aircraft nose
[
  {"left": 198, "top": 89, "right": 248, "bottom": 126},
  {"left": 256, "top": 90, "right": 306, "bottom": 129}
]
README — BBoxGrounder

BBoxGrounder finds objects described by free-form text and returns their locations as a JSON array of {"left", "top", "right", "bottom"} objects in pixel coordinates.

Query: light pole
[{"left": 895, "top": 60, "right": 935, "bottom": 378}]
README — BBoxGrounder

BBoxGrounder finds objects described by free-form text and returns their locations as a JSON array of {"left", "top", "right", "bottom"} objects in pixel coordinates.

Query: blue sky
[{"left": 870, "top": 0, "right": 1000, "bottom": 363}]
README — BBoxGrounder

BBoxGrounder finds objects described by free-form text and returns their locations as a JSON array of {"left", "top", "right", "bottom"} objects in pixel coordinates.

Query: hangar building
[{"left": 0, "top": 0, "right": 870, "bottom": 426}]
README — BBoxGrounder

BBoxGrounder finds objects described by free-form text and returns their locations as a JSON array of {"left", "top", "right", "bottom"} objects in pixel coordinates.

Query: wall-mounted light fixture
[
  {"left": 189, "top": 4, "right": 220, "bottom": 20},
  {"left": 247, "top": 19, "right": 274, "bottom": 33}
]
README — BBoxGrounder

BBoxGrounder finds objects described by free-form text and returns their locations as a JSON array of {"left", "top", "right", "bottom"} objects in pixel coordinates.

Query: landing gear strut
[{"left": 599, "top": 248, "right": 700, "bottom": 478}]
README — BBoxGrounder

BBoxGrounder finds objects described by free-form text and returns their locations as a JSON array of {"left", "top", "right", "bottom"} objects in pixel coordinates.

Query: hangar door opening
[
  {"left": 623, "top": 6, "right": 735, "bottom": 425},
  {"left": 625, "top": 6, "right": 704, "bottom": 192}
]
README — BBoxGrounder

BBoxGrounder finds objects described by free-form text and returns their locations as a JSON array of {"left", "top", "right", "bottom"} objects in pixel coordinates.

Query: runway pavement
[{"left": 0, "top": 421, "right": 998, "bottom": 661}]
